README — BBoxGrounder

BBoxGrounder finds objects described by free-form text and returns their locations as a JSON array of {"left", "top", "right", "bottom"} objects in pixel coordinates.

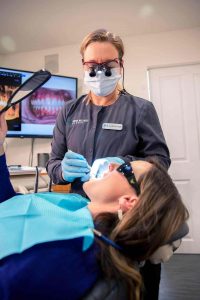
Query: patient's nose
[
  {"left": 109, "top": 163, "right": 119, "bottom": 172},
  {"left": 102, "top": 163, "right": 119, "bottom": 177}
]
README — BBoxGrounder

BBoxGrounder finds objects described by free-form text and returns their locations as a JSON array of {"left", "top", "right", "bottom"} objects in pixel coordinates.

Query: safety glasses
[
  {"left": 117, "top": 162, "right": 140, "bottom": 195},
  {"left": 82, "top": 58, "right": 121, "bottom": 71}
]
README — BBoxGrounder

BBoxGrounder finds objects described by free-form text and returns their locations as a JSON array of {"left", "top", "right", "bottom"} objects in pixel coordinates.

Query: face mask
[{"left": 84, "top": 68, "right": 121, "bottom": 97}]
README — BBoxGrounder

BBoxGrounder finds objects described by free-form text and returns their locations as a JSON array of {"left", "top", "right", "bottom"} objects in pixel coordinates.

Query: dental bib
[{"left": 0, "top": 192, "right": 94, "bottom": 260}]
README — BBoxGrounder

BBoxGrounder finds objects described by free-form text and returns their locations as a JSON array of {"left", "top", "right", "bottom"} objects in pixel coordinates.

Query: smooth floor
[{"left": 159, "top": 254, "right": 200, "bottom": 300}]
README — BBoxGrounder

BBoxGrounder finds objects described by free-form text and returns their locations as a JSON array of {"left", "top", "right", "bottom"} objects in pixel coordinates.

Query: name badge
[{"left": 102, "top": 123, "right": 123, "bottom": 130}]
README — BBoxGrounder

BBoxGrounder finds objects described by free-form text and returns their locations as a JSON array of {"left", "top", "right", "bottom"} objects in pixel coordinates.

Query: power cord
[
  {"left": 34, "top": 166, "right": 39, "bottom": 193},
  {"left": 29, "top": 138, "right": 35, "bottom": 166}
]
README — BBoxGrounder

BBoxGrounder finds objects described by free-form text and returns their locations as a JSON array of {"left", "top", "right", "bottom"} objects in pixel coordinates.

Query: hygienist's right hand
[{"left": 61, "top": 150, "right": 90, "bottom": 182}]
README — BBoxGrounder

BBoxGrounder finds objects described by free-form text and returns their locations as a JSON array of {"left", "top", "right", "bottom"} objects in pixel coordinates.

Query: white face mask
[{"left": 84, "top": 68, "right": 121, "bottom": 97}]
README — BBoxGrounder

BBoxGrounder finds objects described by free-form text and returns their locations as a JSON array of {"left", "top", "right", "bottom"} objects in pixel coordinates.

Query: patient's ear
[{"left": 119, "top": 195, "right": 139, "bottom": 213}]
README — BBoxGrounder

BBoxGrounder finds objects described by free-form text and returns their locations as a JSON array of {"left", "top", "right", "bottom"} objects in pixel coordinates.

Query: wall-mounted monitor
[{"left": 0, "top": 67, "right": 78, "bottom": 138}]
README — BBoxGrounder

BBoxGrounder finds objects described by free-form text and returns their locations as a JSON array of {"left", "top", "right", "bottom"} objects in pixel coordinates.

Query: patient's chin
[
  {"left": 83, "top": 179, "right": 94, "bottom": 189},
  {"left": 83, "top": 179, "right": 98, "bottom": 199},
  {"left": 82, "top": 181, "right": 89, "bottom": 193}
]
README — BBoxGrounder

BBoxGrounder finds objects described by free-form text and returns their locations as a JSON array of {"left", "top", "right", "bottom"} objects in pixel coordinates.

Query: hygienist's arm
[{"left": 0, "top": 113, "right": 17, "bottom": 202}]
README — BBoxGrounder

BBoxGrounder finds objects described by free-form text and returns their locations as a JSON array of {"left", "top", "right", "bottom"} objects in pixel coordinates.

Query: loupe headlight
[
  {"left": 104, "top": 68, "right": 112, "bottom": 77},
  {"left": 89, "top": 64, "right": 112, "bottom": 77},
  {"left": 89, "top": 69, "right": 96, "bottom": 77}
]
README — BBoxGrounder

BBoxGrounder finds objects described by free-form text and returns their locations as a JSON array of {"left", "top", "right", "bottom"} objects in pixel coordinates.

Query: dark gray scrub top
[{"left": 47, "top": 93, "right": 170, "bottom": 193}]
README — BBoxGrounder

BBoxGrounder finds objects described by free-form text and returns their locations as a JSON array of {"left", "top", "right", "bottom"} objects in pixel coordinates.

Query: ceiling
[{"left": 0, "top": 0, "right": 200, "bottom": 55}]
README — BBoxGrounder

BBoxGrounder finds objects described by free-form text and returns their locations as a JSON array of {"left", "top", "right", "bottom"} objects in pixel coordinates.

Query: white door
[{"left": 148, "top": 63, "right": 200, "bottom": 253}]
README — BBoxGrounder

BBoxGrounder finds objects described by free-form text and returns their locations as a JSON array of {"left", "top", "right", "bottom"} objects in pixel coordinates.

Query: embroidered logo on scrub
[{"left": 72, "top": 119, "right": 89, "bottom": 125}]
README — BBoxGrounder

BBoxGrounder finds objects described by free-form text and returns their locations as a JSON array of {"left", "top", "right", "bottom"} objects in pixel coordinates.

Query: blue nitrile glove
[
  {"left": 90, "top": 157, "right": 125, "bottom": 179},
  {"left": 61, "top": 150, "right": 91, "bottom": 182}
]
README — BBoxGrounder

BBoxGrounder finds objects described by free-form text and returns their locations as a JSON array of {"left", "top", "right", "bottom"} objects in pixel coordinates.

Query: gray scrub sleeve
[
  {"left": 47, "top": 107, "right": 69, "bottom": 184},
  {"left": 118, "top": 100, "right": 171, "bottom": 169}
]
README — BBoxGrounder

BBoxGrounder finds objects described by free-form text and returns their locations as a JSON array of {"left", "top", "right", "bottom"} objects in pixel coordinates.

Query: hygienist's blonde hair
[{"left": 80, "top": 28, "right": 124, "bottom": 61}]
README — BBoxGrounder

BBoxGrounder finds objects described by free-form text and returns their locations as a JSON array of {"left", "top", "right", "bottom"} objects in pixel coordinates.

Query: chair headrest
[
  {"left": 165, "top": 222, "right": 189, "bottom": 245},
  {"left": 149, "top": 222, "right": 189, "bottom": 264}
]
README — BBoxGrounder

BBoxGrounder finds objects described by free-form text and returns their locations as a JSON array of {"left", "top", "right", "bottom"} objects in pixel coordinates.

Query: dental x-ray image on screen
[
  {"left": 0, "top": 67, "right": 78, "bottom": 138},
  {"left": 0, "top": 70, "right": 22, "bottom": 131}
]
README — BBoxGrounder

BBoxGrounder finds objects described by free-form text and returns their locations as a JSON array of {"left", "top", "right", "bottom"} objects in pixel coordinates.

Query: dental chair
[{"left": 83, "top": 222, "right": 189, "bottom": 300}]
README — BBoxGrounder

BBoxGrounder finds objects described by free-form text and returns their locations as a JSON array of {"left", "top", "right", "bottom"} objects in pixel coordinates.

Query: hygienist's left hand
[{"left": 91, "top": 157, "right": 125, "bottom": 178}]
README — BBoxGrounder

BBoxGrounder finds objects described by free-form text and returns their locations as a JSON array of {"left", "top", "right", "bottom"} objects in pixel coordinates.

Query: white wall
[
  {"left": 123, "top": 27, "right": 200, "bottom": 98},
  {"left": 2, "top": 27, "right": 200, "bottom": 166},
  {"left": 0, "top": 55, "right": 3, "bottom": 64}
]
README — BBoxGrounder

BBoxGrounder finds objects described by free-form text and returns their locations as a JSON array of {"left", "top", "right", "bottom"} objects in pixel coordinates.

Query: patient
[{"left": 0, "top": 113, "right": 189, "bottom": 300}]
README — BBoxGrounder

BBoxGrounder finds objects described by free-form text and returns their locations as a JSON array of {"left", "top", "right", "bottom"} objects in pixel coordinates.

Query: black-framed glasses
[
  {"left": 117, "top": 162, "right": 140, "bottom": 195},
  {"left": 82, "top": 58, "right": 121, "bottom": 71}
]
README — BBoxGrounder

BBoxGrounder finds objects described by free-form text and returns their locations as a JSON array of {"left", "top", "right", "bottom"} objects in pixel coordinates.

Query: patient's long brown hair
[{"left": 95, "top": 160, "right": 189, "bottom": 300}]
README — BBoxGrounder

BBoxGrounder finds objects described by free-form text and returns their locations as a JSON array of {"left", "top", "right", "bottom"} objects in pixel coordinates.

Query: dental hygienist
[
  {"left": 47, "top": 29, "right": 171, "bottom": 299},
  {"left": 47, "top": 28, "right": 170, "bottom": 192}
]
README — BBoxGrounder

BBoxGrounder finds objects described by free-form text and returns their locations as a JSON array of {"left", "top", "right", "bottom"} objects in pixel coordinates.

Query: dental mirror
[{"left": 0, "top": 69, "right": 51, "bottom": 114}]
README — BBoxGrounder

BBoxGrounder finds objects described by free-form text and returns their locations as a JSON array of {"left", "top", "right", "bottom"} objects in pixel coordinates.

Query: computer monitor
[{"left": 0, "top": 67, "right": 78, "bottom": 138}]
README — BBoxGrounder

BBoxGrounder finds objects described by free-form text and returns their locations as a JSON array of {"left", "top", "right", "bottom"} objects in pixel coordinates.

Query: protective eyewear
[
  {"left": 117, "top": 162, "right": 140, "bottom": 195},
  {"left": 82, "top": 59, "right": 121, "bottom": 77}
]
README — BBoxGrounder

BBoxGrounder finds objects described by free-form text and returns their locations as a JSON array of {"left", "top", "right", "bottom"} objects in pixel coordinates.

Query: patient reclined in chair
[{"left": 0, "top": 142, "right": 189, "bottom": 300}]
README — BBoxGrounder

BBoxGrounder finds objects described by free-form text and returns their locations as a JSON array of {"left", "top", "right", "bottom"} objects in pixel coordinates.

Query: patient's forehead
[
  {"left": 131, "top": 160, "right": 152, "bottom": 169},
  {"left": 130, "top": 160, "right": 152, "bottom": 178}
]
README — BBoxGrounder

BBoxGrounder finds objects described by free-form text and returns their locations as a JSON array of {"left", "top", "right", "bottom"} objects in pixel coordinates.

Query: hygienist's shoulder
[
  {"left": 63, "top": 95, "right": 86, "bottom": 112},
  {"left": 63, "top": 97, "right": 79, "bottom": 109},
  {"left": 57, "top": 96, "right": 85, "bottom": 120},
  {"left": 121, "top": 93, "right": 152, "bottom": 109}
]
